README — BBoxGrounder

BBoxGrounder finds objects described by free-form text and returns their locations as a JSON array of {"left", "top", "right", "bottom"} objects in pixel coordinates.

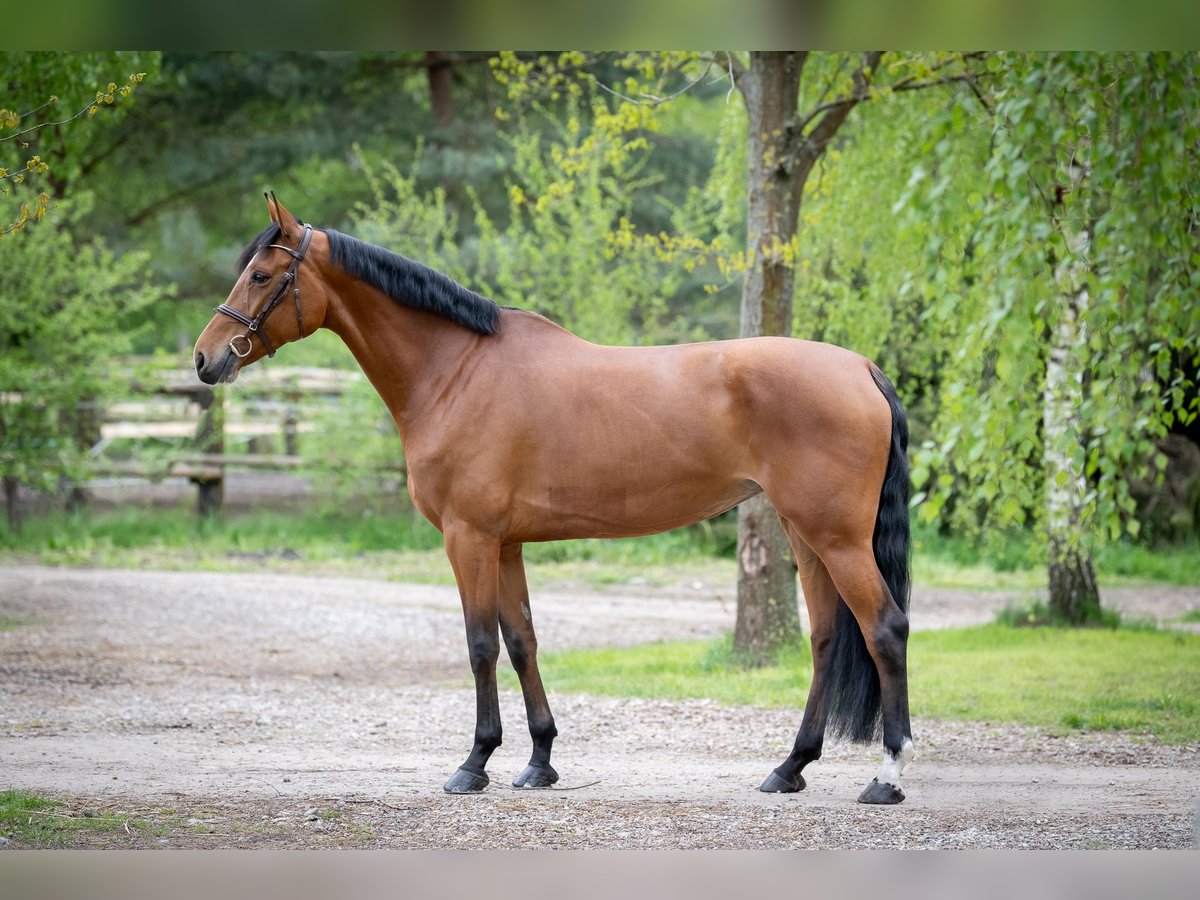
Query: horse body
[
  {"left": 386, "top": 308, "right": 889, "bottom": 547},
  {"left": 194, "top": 197, "right": 915, "bottom": 804}
]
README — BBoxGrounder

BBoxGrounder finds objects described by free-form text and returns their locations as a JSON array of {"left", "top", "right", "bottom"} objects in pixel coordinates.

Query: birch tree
[{"left": 901, "top": 52, "right": 1200, "bottom": 623}]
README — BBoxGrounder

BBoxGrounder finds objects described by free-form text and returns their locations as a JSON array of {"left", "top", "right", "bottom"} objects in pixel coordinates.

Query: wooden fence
[{"left": 89, "top": 366, "right": 360, "bottom": 516}]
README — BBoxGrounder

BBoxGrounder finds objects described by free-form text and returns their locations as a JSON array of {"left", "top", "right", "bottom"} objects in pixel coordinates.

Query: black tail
[{"left": 824, "top": 365, "right": 911, "bottom": 743}]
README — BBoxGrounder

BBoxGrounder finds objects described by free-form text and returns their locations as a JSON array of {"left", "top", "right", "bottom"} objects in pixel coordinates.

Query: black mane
[
  {"left": 327, "top": 229, "right": 499, "bottom": 335},
  {"left": 235, "top": 225, "right": 500, "bottom": 336}
]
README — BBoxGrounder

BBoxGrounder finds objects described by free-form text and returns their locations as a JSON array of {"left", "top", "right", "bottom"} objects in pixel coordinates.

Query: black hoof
[
  {"left": 857, "top": 778, "right": 905, "bottom": 805},
  {"left": 443, "top": 767, "right": 490, "bottom": 794},
  {"left": 513, "top": 764, "right": 560, "bottom": 788},
  {"left": 759, "top": 770, "right": 805, "bottom": 793}
]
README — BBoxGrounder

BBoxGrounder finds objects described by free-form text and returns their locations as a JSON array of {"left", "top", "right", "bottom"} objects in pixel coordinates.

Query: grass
[
  {"left": 3, "top": 506, "right": 1197, "bottom": 591},
  {"left": 0, "top": 506, "right": 728, "bottom": 589},
  {"left": 909, "top": 522, "right": 1200, "bottom": 589},
  {"left": 0, "top": 790, "right": 157, "bottom": 846},
  {"left": 519, "top": 624, "right": 1200, "bottom": 745}
]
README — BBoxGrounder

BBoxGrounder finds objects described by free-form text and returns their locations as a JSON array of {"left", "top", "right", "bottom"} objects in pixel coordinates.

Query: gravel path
[{"left": 1, "top": 564, "right": 1197, "bottom": 849}]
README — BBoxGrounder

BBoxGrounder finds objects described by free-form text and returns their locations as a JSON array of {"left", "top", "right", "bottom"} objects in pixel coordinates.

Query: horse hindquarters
[{"left": 764, "top": 363, "right": 914, "bottom": 803}]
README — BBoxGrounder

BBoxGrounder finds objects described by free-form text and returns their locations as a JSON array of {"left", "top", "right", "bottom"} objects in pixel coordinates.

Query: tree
[
  {"left": 0, "top": 198, "right": 156, "bottom": 528},
  {"left": 900, "top": 52, "right": 1200, "bottom": 623},
  {"left": 0, "top": 53, "right": 159, "bottom": 528},
  {"left": 1, "top": 52, "right": 154, "bottom": 235},
  {"left": 720, "top": 51, "right": 994, "bottom": 659}
]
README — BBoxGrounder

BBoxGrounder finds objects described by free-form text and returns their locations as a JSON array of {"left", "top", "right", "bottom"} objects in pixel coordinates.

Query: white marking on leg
[{"left": 874, "top": 738, "right": 915, "bottom": 788}]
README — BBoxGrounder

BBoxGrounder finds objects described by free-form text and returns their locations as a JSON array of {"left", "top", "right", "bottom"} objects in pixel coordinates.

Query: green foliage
[
  {"left": 1, "top": 52, "right": 156, "bottom": 234},
  {"left": 0, "top": 198, "right": 159, "bottom": 519},
  {"left": 791, "top": 83, "right": 965, "bottom": 397},
  {"left": 355, "top": 104, "right": 686, "bottom": 346},
  {"left": 898, "top": 52, "right": 1200, "bottom": 549},
  {"left": 301, "top": 374, "right": 407, "bottom": 510},
  {"left": 528, "top": 623, "right": 1200, "bottom": 744}
]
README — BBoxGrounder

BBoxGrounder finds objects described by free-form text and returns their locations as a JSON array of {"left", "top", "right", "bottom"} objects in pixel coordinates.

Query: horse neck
[{"left": 322, "top": 278, "right": 479, "bottom": 441}]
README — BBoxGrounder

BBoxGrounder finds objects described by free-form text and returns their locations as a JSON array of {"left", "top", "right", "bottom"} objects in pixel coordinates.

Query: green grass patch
[
  {"left": 911, "top": 523, "right": 1200, "bottom": 588},
  {"left": 0, "top": 614, "right": 23, "bottom": 632},
  {"left": 994, "top": 598, "right": 1132, "bottom": 630},
  {"left": 1178, "top": 609, "right": 1200, "bottom": 624},
  {"left": 2, "top": 507, "right": 1197, "bottom": 591},
  {"left": 1093, "top": 538, "right": 1200, "bottom": 585},
  {"left": 0, "top": 507, "right": 728, "bottom": 588},
  {"left": 526, "top": 625, "right": 1200, "bottom": 745},
  {"left": 0, "top": 790, "right": 152, "bottom": 846}
]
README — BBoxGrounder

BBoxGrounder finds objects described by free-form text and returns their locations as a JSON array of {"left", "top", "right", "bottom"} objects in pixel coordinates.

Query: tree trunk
[
  {"left": 3, "top": 474, "right": 20, "bottom": 533},
  {"left": 426, "top": 51, "right": 455, "bottom": 128},
  {"left": 193, "top": 386, "right": 224, "bottom": 519},
  {"left": 64, "top": 396, "right": 102, "bottom": 514},
  {"left": 1048, "top": 536, "right": 1100, "bottom": 623},
  {"left": 733, "top": 52, "right": 804, "bottom": 663},
  {"left": 1045, "top": 172, "right": 1101, "bottom": 624}
]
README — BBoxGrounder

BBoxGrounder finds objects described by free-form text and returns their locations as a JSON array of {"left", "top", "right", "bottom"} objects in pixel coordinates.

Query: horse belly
[
  {"left": 514, "top": 434, "right": 759, "bottom": 541},
  {"left": 541, "top": 478, "right": 760, "bottom": 540}
]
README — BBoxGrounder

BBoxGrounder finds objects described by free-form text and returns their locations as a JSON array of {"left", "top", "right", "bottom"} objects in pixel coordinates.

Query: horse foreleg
[
  {"left": 498, "top": 543, "right": 559, "bottom": 788},
  {"left": 443, "top": 526, "right": 503, "bottom": 794},
  {"left": 759, "top": 534, "right": 838, "bottom": 794}
]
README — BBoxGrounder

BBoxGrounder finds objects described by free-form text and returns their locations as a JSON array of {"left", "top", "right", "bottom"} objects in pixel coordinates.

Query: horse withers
[{"left": 194, "top": 195, "right": 914, "bottom": 804}]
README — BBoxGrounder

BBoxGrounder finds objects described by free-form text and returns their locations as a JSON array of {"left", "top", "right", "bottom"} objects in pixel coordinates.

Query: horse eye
[{"left": 250, "top": 271, "right": 270, "bottom": 284}]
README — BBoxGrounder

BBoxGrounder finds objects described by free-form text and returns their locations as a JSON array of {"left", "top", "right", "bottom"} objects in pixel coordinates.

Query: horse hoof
[
  {"left": 857, "top": 778, "right": 905, "bottom": 805},
  {"left": 443, "top": 767, "right": 490, "bottom": 794},
  {"left": 759, "top": 770, "right": 805, "bottom": 793},
  {"left": 513, "top": 764, "right": 560, "bottom": 788}
]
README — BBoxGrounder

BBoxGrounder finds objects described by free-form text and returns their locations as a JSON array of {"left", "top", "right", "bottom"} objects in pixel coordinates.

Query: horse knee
[
  {"left": 468, "top": 631, "right": 500, "bottom": 675},
  {"left": 503, "top": 628, "right": 538, "bottom": 674}
]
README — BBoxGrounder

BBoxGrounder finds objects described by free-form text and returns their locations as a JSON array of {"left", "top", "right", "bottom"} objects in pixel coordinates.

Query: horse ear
[{"left": 267, "top": 191, "right": 303, "bottom": 237}]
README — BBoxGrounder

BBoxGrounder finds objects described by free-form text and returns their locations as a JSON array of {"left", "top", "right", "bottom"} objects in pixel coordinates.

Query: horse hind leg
[
  {"left": 760, "top": 528, "right": 839, "bottom": 794},
  {"left": 819, "top": 542, "right": 914, "bottom": 805},
  {"left": 498, "top": 543, "right": 559, "bottom": 788}
]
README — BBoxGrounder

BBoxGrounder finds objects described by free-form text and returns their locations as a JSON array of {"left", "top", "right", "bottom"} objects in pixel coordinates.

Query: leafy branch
[{"left": 1, "top": 71, "right": 146, "bottom": 237}]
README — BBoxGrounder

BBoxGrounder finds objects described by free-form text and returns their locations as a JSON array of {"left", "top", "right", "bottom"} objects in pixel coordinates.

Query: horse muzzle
[{"left": 194, "top": 347, "right": 239, "bottom": 385}]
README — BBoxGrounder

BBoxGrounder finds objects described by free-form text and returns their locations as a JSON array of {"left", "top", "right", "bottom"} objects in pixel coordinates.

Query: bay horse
[{"left": 194, "top": 195, "right": 914, "bottom": 804}]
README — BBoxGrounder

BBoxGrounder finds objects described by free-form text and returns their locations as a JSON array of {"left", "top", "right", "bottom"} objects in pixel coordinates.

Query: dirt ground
[{"left": 1, "top": 564, "right": 1198, "bottom": 849}]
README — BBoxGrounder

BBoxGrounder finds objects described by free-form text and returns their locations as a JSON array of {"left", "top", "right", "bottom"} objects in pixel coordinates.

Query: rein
[{"left": 216, "top": 224, "right": 313, "bottom": 359}]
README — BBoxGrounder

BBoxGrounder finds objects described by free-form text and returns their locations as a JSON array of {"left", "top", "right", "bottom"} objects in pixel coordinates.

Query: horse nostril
[{"left": 195, "top": 351, "right": 206, "bottom": 374}]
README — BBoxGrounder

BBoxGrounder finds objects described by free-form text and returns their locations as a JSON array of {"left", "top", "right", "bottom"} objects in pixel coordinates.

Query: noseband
[{"left": 216, "top": 224, "right": 313, "bottom": 359}]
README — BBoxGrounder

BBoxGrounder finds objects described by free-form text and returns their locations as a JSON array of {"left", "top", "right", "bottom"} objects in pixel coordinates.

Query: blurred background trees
[{"left": 2, "top": 51, "right": 1196, "bottom": 637}]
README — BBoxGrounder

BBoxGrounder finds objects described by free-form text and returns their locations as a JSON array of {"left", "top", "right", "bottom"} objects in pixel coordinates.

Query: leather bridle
[{"left": 216, "top": 224, "right": 313, "bottom": 359}]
